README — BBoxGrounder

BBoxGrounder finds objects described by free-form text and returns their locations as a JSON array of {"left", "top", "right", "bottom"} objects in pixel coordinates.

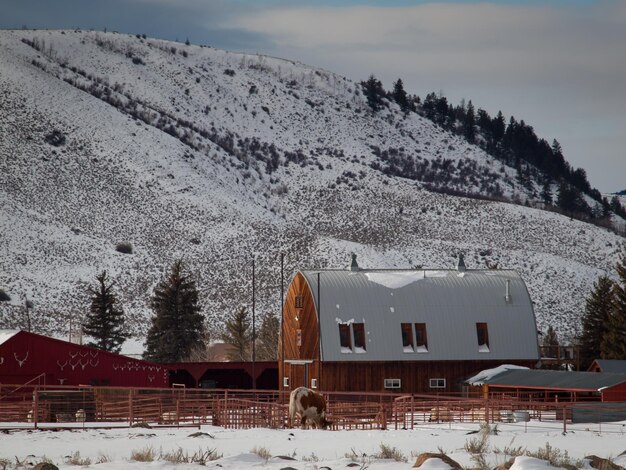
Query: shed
[
  {"left": 0, "top": 330, "right": 169, "bottom": 387},
  {"left": 587, "top": 359, "right": 626, "bottom": 374},
  {"left": 168, "top": 361, "right": 278, "bottom": 389},
  {"left": 279, "top": 255, "right": 540, "bottom": 393},
  {"left": 469, "top": 368, "right": 626, "bottom": 402}
]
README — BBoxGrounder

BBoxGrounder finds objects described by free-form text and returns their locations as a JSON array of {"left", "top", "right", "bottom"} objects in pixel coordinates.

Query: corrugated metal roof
[
  {"left": 591, "top": 360, "right": 626, "bottom": 374},
  {"left": 477, "top": 369, "right": 626, "bottom": 391},
  {"left": 299, "top": 269, "right": 540, "bottom": 362}
]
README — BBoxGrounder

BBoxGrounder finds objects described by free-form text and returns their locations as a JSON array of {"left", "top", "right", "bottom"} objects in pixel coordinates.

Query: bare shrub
[{"left": 115, "top": 242, "right": 133, "bottom": 254}]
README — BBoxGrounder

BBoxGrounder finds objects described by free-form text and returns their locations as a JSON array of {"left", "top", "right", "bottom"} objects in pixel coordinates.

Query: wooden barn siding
[
  {"left": 320, "top": 360, "right": 538, "bottom": 393},
  {"left": 279, "top": 272, "right": 320, "bottom": 389},
  {"left": 602, "top": 382, "right": 626, "bottom": 402}
]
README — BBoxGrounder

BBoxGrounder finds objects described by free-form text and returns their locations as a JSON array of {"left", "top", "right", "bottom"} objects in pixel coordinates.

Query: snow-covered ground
[{"left": 1, "top": 420, "right": 625, "bottom": 469}]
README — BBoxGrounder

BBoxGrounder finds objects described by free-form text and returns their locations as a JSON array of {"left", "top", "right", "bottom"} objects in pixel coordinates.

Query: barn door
[{"left": 285, "top": 360, "right": 314, "bottom": 390}]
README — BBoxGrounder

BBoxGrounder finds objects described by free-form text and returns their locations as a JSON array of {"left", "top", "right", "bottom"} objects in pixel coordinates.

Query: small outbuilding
[
  {"left": 279, "top": 255, "right": 540, "bottom": 394},
  {"left": 469, "top": 368, "right": 626, "bottom": 402},
  {"left": 587, "top": 359, "right": 626, "bottom": 374},
  {"left": 0, "top": 330, "right": 169, "bottom": 387}
]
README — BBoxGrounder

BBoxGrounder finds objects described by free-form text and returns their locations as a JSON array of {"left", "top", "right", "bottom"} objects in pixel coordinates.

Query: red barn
[{"left": 0, "top": 330, "right": 169, "bottom": 387}]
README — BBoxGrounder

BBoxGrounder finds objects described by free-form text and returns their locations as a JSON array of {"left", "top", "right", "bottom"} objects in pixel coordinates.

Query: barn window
[
  {"left": 429, "top": 378, "right": 446, "bottom": 388},
  {"left": 476, "top": 322, "right": 490, "bottom": 352},
  {"left": 401, "top": 323, "right": 414, "bottom": 352},
  {"left": 414, "top": 323, "right": 428, "bottom": 352},
  {"left": 283, "top": 377, "right": 289, "bottom": 388},
  {"left": 339, "top": 324, "right": 352, "bottom": 352},
  {"left": 384, "top": 378, "right": 401, "bottom": 389},
  {"left": 353, "top": 323, "right": 366, "bottom": 352},
  {"left": 295, "top": 295, "right": 304, "bottom": 308},
  {"left": 311, "top": 378, "right": 317, "bottom": 389}
]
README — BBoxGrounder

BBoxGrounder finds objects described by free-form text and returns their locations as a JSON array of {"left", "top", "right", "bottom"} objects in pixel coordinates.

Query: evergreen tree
[
  {"left": 392, "top": 78, "right": 409, "bottom": 112},
  {"left": 601, "top": 245, "right": 626, "bottom": 359},
  {"left": 221, "top": 305, "right": 253, "bottom": 361},
  {"left": 542, "top": 325, "right": 559, "bottom": 359},
  {"left": 144, "top": 260, "right": 204, "bottom": 362},
  {"left": 540, "top": 176, "right": 553, "bottom": 205},
  {"left": 492, "top": 111, "right": 506, "bottom": 142},
  {"left": 580, "top": 276, "right": 615, "bottom": 368},
  {"left": 361, "top": 75, "right": 385, "bottom": 112},
  {"left": 463, "top": 100, "right": 476, "bottom": 143},
  {"left": 256, "top": 311, "right": 280, "bottom": 360},
  {"left": 83, "top": 271, "right": 128, "bottom": 353}
]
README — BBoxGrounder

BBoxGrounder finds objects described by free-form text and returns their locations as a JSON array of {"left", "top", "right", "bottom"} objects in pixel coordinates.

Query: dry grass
[
  {"left": 251, "top": 446, "right": 271, "bottom": 461},
  {"left": 374, "top": 443, "right": 407, "bottom": 463},
  {"left": 64, "top": 451, "right": 92, "bottom": 466},
  {"left": 526, "top": 443, "right": 583, "bottom": 468},
  {"left": 130, "top": 446, "right": 156, "bottom": 462},
  {"left": 160, "top": 448, "right": 222, "bottom": 464}
]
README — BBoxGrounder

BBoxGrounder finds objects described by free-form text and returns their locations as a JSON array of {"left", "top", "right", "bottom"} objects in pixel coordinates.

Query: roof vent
[
  {"left": 505, "top": 279, "right": 512, "bottom": 303},
  {"left": 456, "top": 253, "right": 466, "bottom": 272},
  {"left": 350, "top": 253, "right": 359, "bottom": 271}
]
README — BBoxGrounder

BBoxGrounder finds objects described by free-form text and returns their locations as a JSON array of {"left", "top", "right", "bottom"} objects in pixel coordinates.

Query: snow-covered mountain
[{"left": 0, "top": 29, "right": 623, "bottom": 343}]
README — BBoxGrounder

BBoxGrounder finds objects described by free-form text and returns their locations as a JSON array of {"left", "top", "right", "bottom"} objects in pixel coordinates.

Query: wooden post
[
  {"left": 128, "top": 388, "right": 134, "bottom": 425},
  {"left": 33, "top": 387, "right": 39, "bottom": 430},
  {"left": 563, "top": 405, "right": 567, "bottom": 433}
]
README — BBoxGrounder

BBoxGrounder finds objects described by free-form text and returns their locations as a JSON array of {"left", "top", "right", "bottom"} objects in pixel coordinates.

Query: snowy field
[{"left": 1, "top": 420, "right": 625, "bottom": 469}]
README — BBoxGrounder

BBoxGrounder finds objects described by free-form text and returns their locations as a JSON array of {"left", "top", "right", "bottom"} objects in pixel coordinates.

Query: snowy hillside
[{"left": 0, "top": 29, "right": 623, "bottom": 343}]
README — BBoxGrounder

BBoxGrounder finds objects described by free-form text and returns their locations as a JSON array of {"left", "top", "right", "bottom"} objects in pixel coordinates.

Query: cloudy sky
[{"left": 3, "top": 0, "right": 625, "bottom": 192}]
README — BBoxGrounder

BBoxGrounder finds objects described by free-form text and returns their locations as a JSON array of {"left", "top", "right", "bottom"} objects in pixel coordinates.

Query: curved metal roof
[{"left": 300, "top": 269, "right": 540, "bottom": 362}]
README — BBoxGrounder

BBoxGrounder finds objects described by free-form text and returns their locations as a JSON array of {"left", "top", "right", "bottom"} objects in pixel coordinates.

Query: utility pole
[
  {"left": 24, "top": 297, "right": 33, "bottom": 332},
  {"left": 280, "top": 252, "right": 284, "bottom": 397},
  {"left": 252, "top": 257, "right": 256, "bottom": 390}
]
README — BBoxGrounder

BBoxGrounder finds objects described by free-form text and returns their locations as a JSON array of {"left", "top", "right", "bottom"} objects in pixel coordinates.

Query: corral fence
[{"left": 0, "top": 384, "right": 623, "bottom": 431}]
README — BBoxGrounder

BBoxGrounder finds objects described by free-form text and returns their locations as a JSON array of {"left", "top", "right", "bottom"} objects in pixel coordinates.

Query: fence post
[
  {"left": 33, "top": 387, "right": 39, "bottom": 430},
  {"left": 128, "top": 388, "right": 134, "bottom": 426},
  {"left": 562, "top": 405, "right": 567, "bottom": 433},
  {"left": 176, "top": 398, "right": 180, "bottom": 427}
]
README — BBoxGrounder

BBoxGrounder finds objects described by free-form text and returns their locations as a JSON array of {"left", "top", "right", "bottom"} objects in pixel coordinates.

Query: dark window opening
[
  {"left": 339, "top": 324, "right": 352, "bottom": 350},
  {"left": 353, "top": 323, "right": 366, "bottom": 350},
  {"left": 415, "top": 323, "right": 428, "bottom": 350},
  {"left": 401, "top": 323, "right": 413, "bottom": 350},
  {"left": 476, "top": 322, "right": 490, "bottom": 350}
]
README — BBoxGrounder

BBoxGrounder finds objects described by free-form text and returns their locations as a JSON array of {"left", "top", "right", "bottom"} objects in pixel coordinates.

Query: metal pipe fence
[{"left": 0, "top": 384, "right": 624, "bottom": 432}]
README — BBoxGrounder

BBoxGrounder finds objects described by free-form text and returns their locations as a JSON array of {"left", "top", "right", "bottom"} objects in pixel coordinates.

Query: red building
[{"left": 0, "top": 330, "right": 169, "bottom": 387}]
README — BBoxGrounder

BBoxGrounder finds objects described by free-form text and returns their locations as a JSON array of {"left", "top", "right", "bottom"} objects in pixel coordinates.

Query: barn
[
  {"left": 0, "top": 330, "right": 169, "bottom": 387},
  {"left": 279, "top": 255, "right": 540, "bottom": 394}
]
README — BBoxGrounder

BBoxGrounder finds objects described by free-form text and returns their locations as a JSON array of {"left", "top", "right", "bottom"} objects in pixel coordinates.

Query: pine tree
[
  {"left": 601, "top": 245, "right": 626, "bottom": 359},
  {"left": 540, "top": 177, "right": 553, "bottom": 205},
  {"left": 580, "top": 276, "right": 615, "bottom": 367},
  {"left": 361, "top": 75, "right": 385, "bottom": 112},
  {"left": 392, "top": 78, "right": 409, "bottom": 112},
  {"left": 144, "top": 260, "right": 204, "bottom": 362},
  {"left": 256, "top": 311, "right": 280, "bottom": 360},
  {"left": 221, "top": 305, "right": 253, "bottom": 361},
  {"left": 463, "top": 100, "right": 476, "bottom": 143},
  {"left": 542, "top": 325, "right": 559, "bottom": 359},
  {"left": 83, "top": 271, "right": 128, "bottom": 353}
]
